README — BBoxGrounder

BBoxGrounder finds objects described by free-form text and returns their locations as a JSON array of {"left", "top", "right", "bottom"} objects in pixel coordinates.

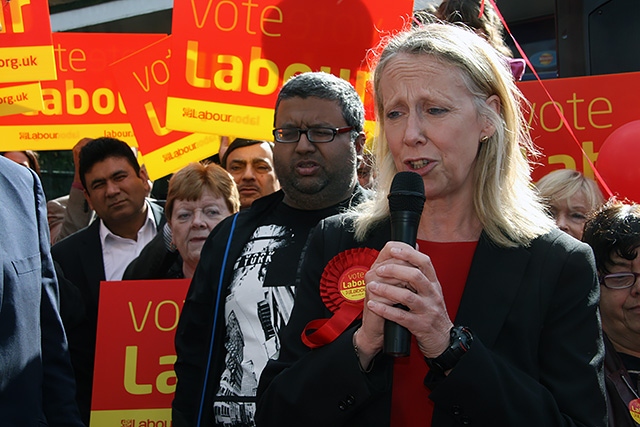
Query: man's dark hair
[
  {"left": 221, "top": 138, "right": 274, "bottom": 169},
  {"left": 79, "top": 137, "right": 141, "bottom": 190},
  {"left": 583, "top": 200, "right": 640, "bottom": 275},
  {"left": 274, "top": 72, "right": 365, "bottom": 140}
]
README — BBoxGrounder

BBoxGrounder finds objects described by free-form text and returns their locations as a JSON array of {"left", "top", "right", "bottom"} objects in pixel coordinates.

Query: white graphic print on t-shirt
[{"left": 214, "top": 224, "right": 296, "bottom": 426}]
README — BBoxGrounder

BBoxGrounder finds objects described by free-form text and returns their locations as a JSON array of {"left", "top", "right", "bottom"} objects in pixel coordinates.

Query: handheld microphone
[{"left": 383, "top": 171, "right": 426, "bottom": 357}]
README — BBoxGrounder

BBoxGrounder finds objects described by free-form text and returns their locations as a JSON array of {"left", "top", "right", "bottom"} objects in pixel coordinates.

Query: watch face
[{"left": 427, "top": 326, "right": 473, "bottom": 372}]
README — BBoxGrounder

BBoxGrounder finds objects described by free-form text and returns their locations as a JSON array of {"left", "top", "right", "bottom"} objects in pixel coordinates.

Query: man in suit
[
  {"left": 52, "top": 137, "right": 164, "bottom": 425},
  {"left": 0, "top": 156, "right": 84, "bottom": 427}
]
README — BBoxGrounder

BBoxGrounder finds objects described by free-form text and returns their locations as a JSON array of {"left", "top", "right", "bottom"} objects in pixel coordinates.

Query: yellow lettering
[
  {"left": 156, "top": 355, "right": 178, "bottom": 394},
  {"left": 133, "top": 67, "right": 152, "bottom": 92},
  {"left": 123, "top": 346, "right": 153, "bottom": 395},
  {"left": 186, "top": 40, "right": 212, "bottom": 88},
  {"left": 242, "top": 0, "right": 258, "bottom": 34},
  {"left": 65, "top": 80, "right": 89, "bottom": 116},
  {"left": 69, "top": 49, "right": 87, "bottom": 72},
  {"left": 155, "top": 300, "right": 180, "bottom": 332},
  {"left": 354, "top": 70, "right": 370, "bottom": 105},
  {"left": 581, "top": 140, "right": 599, "bottom": 179},
  {"left": 548, "top": 154, "right": 576, "bottom": 170},
  {"left": 588, "top": 97, "right": 613, "bottom": 129},
  {"left": 92, "top": 88, "right": 115, "bottom": 115},
  {"left": 540, "top": 101, "right": 563, "bottom": 132},
  {"left": 118, "top": 93, "right": 127, "bottom": 114},
  {"left": 214, "top": 55, "right": 243, "bottom": 91},
  {"left": 260, "top": 6, "right": 283, "bottom": 37},
  {"left": 190, "top": 0, "right": 215, "bottom": 29},
  {"left": 152, "top": 59, "right": 171, "bottom": 85},
  {"left": 248, "top": 46, "right": 278, "bottom": 95},
  {"left": 0, "top": 0, "right": 31, "bottom": 34},
  {"left": 216, "top": 0, "right": 238, "bottom": 31},
  {"left": 129, "top": 301, "right": 152, "bottom": 332},
  {"left": 145, "top": 102, "right": 171, "bottom": 136},
  {"left": 566, "top": 93, "right": 586, "bottom": 130},
  {"left": 42, "top": 88, "right": 62, "bottom": 116}
]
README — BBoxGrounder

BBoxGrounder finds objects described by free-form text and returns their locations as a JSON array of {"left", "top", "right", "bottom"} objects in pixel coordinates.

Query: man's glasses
[
  {"left": 272, "top": 126, "right": 353, "bottom": 143},
  {"left": 600, "top": 272, "right": 640, "bottom": 289}
]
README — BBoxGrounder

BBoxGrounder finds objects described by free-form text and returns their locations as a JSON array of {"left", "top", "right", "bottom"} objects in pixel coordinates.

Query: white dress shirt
[{"left": 99, "top": 202, "right": 157, "bottom": 281}]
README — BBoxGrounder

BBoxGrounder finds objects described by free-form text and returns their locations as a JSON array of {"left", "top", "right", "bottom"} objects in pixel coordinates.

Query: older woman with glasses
[
  {"left": 583, "top": 200, "right": 640, "bottom": 427},
  {"left": 124, "top": 162, "right": 240, "bottom": 280}
]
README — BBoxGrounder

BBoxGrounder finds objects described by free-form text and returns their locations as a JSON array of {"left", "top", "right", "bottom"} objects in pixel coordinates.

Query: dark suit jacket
[
  {"left": 51, "top": 201, "right": 164, "bottom": 425},
  {"left": 0, "top": 157, "right": 84, "bottom": 427},
  {"left": 256, "top": 216, "right": 607, "bottom": 427}
]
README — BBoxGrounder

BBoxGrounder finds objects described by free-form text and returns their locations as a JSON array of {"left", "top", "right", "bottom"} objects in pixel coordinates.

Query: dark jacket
[
  {"left": 123, "top": 230, "right": 183, "bottom": 280},
  {"left": 256, "top": 216, "right": 607, "bottom": 427},
  {"left": 51, "top": 201, "right": 164, "bottom": 425},
  {"left": 604, "top": 333, "right": 640, "bottom": 427},
  {"left": 172, "top": 187, "right": 368, "bottom": 427},
  {"left": 0, "top": 157, "right": 84, "bottom": 427}
]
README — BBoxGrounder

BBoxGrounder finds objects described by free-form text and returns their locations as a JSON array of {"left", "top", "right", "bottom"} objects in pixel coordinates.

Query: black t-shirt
[{"left": 619, "top": 352, "right": 640, "bottom": 394}]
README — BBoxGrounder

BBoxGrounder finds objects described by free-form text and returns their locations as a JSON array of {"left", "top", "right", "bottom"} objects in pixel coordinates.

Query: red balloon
[{"left": 596, "top": 120, "right": 640, "bottom": 203}]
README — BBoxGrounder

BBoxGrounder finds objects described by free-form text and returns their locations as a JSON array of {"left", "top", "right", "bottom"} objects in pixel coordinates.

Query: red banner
[
  {"left": 110, "top": 35, "right": 221, "bottom": 180},
  {"left": 166, "top": 0, "right": 414, "bottom": 140},
  {"left": 91, "top": 279, "right": 190, "bottom": 427},
  {"left": 519, "top": 71, "right": 640, "bottom": 184},
  {"left": 0, "top": 33, "right": 165, "bottom": 151}
]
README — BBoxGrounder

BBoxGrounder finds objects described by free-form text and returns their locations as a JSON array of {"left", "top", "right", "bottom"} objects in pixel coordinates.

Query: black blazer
[
  {"left": 256, "top": 216, "right": 607, "bottom": 427},
  {"left": 0, "top": 157, "right": 84, "bottom": 427},
  {"left": 52, "top": 201, "right": 164, "bottom": 425}
]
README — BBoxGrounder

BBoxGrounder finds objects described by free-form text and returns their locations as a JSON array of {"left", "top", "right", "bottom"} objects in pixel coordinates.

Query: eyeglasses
[
  {"left": 272, "top": 126, "right": 353, "bottom": 143},
  {"left": 600, "top": 272, "right": 640, "bottom": 289}
]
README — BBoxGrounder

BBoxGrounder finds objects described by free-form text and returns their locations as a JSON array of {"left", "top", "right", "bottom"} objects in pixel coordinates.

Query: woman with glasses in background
[
  {"left": 583, "top": 200, "right": 640, "bottom": 427},
  {"left": 124, "top": 162, "right": 240, "bottom": 280}
]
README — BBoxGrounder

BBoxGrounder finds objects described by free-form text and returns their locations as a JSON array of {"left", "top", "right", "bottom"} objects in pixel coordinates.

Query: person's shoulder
[
  {"left": 530, "top": 228, "right": 593, "bottom": 257},
  {"left": 47, "top": 195, "right": 69, "bottom": 215},
  {"left": 0, "top": 155, "right": 35, "bottom": 188},
  {"left": 51, "top": 221, "right": 97, "bottom": 254},
  {"left": 251, "top": 190, "right": 285, "bottom": 210}
]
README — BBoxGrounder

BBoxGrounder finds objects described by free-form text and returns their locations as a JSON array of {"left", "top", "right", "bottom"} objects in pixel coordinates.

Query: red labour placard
[
  {"left": 110, "top": 35, "right": 221, "bottom": 180},
  {"left": 167, "top": 0, "right": 414, "bottom": 141},
  {"left": 91, "top": 279, "right": 190, "bottom": 427}
]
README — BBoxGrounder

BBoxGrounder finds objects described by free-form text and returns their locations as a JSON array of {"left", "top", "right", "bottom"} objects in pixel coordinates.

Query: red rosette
[
  {"left": 320, "top": 248, "right": 380, "bottom": 313},
  {"left": 302, "top": 247, "right": 379, "bottom": 349}
]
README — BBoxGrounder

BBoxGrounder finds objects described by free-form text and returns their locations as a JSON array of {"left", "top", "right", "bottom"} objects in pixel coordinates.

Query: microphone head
[{"left": 388, "top": 171, "right": 426, "bottom": 214}]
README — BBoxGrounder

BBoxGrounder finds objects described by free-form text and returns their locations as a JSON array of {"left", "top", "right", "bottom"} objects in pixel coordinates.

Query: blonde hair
[
  {"left": 351, "top": 23, "right": 554, "bottom": 247},
  {"left": 536, "top": 169, "right": 605, "bottom": 213},
  {"left": 165, "top": 162, "right": 240, "bottom": 220}
]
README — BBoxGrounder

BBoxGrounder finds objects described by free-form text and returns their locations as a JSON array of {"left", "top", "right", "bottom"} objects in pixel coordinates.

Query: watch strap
[{"left": 425, "top": 325, "right": 473, "bottom": 373}]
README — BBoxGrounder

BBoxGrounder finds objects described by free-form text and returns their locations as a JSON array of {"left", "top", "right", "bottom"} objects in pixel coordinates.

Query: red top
[{"left": 390, "top": 240, "right": 478, "bottom": 427}]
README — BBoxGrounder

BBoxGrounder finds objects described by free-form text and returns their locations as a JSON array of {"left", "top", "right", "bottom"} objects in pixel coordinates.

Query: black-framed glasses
[
  {"left": 600, "top": 272, "right": 640, "bottom": 289},
  {"left": 272, "top": 126, "right": 353, "bottom": 143}
]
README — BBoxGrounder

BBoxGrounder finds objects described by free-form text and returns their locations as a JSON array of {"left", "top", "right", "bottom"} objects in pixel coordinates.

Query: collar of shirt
[{"left": 99, "top": 201, "right": 158, "bottom": 281}]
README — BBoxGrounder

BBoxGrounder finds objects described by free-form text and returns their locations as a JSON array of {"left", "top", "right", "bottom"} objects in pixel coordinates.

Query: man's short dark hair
[
  {"left": 79, "top": 137, "right": 140, "bottom": 190},
  {"left": 274, "top": 72, "right": 365, "bottom": 140},
  {"left": 221, "top": 138, "right": 274, "bottom": 169}
]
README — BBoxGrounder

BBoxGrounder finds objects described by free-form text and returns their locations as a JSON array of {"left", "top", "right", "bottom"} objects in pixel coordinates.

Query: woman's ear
[{"left": 482, "top": 94, "right": 501, "bottom": 138}]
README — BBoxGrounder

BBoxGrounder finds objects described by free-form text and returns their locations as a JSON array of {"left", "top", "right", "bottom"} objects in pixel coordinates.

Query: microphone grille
[{"left": 388, "top": 171, "right": 426, "bottom": 214}]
